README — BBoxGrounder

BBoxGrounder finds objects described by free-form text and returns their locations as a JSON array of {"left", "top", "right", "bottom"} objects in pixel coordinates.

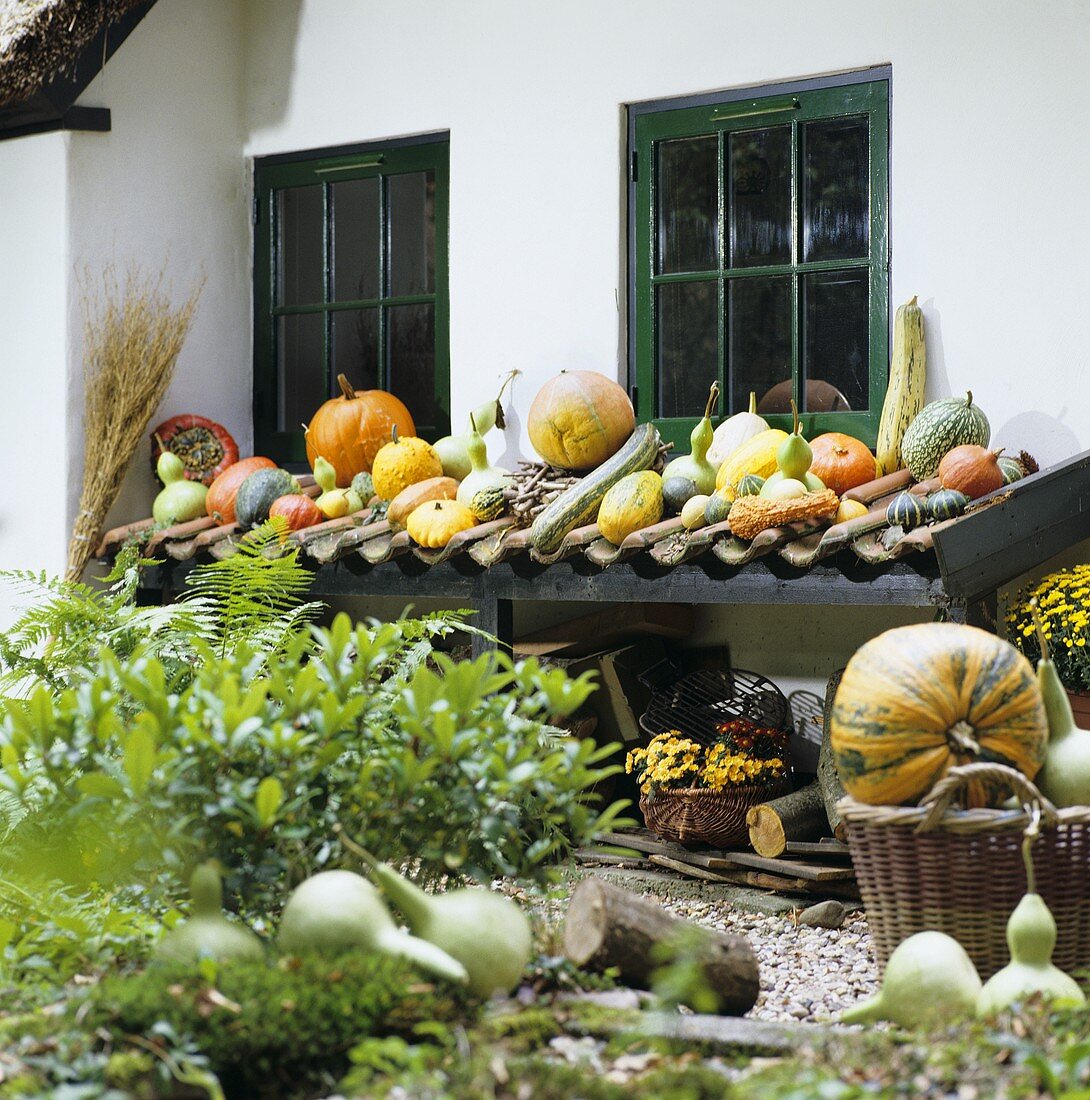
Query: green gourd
[
  {"left": 736, "top": 473, "right": 765, "bottom": 497},
  {"left": 841, "top": 931, "right": 981, "bottom": 1028},
  {"left": 1030, "top": 603, "right": 1090, "bottom": 807},
  {"left": 235, "top": 468, "right": 301, "bottom": 528},
  {"left": 901, "top": 391, "right": 991, "bottom": 481},
  {"left": 704, "top": 489, "right": 733, "bottom": 527},
  {"left": 760, "top": 402, "right": 825, "bottom": 497},
  {"left": 926, "top": 488, "right": 969, "bottom": 522},
  {"left": 278, "top": 870, "right": 468, "bottom": 984},
  {"left": 661, "top": 381, "right": 720, "bottom": 496},
  {"left": 351, "top": 471, "right": 375, "bottom": 502},
  {"left": 156, "top": 862, "right": 263, "bottom": 965},
  {"left": 455, "top": 414, "right": 512, "bottom": 508},
  {"left": 313, "top": 455, "right": 352, "bottom": 518},
  {"left": 998, "top": 456, "right": 1026, "bottom": 485},
  {"left": 346, "top": 838, "right": 531, "bottom": 997},
  {"left": 432, "top": 370, "right": 519, "bottom": 480},
  {"left": 152, "top": 447, "right": 208, "bottom": 526},
  {"left": 977, "top": 832, "right": 1086, "bottom": 1016},
  {"left": 662, "top": 475, "right": 700, "bottom": 515},
  {"left": 886, "top": 491, "right": 927, "bottom": 531}
]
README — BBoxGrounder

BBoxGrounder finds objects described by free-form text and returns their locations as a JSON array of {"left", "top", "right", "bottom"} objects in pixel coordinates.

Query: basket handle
[{"left": 916, "top": 762, "right": 1058, "bottom": 832}]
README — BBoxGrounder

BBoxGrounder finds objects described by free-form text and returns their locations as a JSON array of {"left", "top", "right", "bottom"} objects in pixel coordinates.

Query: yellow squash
[
  {"left": 597, "top": 471, "right": 663, "bottom": 545},
  {"left": 875, "top": 295, "right": 926, "bottom": 476},
  {"left": 715, "top": 429, "right": 787, "bottom": 492}
]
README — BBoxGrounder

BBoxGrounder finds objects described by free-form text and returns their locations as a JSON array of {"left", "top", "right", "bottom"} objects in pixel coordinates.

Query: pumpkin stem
[
  {"left": 747, "top": 391, "right": 757, "bottom": 416},
  {"left": 1022, "top": 821, "right": 1039, "bottom": 895},
  {"left": 1029, "top": 598, "right": 1050, "bottom": 663},
  {"left": 790, "top": 399, "right": 800, "bottom": 437},
  {"left": 703, "top": 380, "right": 720, "bottom": 421},
  {"left": 908, "top": 294, "right": 918, "bottom": 306},
  {"left": 492, "top": 369, "right": 521, "bottom": 430},
  {"left": 337, "top": 373, "right": 357, "bottom": 401},
  {"left": 390, "top": 424, "right": 400, "bottom": 445},
  {"left": 469, "top": 412, "right": 478, "bottom": 435},
  {"left": 945, "top": 719, "right": 981, "bottom": 758},
  {"left": 965, "top": 390, "right": 973, "bottom": 408}
]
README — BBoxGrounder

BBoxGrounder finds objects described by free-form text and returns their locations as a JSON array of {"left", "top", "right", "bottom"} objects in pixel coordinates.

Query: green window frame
[
  {"left": 630, "top": 75, "right": 889, "bottom": 450},
  {"left": 253, "top": 136, "right": 450, "bottom": 464}
]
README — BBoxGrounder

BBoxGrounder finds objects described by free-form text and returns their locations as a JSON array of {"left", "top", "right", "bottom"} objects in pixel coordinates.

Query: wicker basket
[
  {"left": 641, "top": 781, "right": 790, "bottom": 848},
  {"left": 841, "top": 762, "right": 1090, "bottom": 980}
]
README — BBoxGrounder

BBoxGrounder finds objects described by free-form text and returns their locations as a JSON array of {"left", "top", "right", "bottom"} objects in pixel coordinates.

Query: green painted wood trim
[
  {"left": 633, "top": 79, "right": 889, "bottom": 452},
  {"left": 253, "top": 139, "right": 450, "bottom": 464}
]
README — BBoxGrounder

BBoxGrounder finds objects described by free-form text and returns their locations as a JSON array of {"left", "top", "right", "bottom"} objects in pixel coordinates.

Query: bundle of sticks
[{"left": 505, "top": 442, "right": 673, "bottom": 526}]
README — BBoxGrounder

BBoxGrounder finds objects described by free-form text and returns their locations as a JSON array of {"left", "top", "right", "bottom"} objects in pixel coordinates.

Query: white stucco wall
[
  {"left": 66, "top": 0, "right": 249, "bottom": 534},
  {"left": 0, "top": 133, "right": 70, "bottom": 626}
]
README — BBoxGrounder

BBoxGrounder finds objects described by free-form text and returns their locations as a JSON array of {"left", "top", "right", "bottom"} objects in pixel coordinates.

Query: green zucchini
[{"left": 529, "top": 424, "right": 662, "bottom": 553}]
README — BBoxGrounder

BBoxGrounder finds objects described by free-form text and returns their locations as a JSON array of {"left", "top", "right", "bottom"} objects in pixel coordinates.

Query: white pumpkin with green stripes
[{"left": 900, "top": 391, "right": 990, "bottom": 481}]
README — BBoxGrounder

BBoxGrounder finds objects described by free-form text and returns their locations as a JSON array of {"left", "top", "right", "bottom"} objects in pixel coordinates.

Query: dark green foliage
[{"left": 85, "top": 952, "right": 478, "bottom": 1099}]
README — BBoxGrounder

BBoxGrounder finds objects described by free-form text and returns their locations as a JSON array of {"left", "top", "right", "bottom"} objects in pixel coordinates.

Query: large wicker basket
[
  {"left": 841, "top": 762, "right": 1090, "bottom": 979},
  {"left": 641, "top": 781, "right": 790, "bottom": 848}
]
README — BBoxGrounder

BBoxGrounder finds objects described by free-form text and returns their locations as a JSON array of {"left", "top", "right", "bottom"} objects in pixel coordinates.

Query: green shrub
[
  {"left": 84, "top": 952, "right": 477, "bottom": 1100},
  {"left": 0, "top": 610, "right": 629, "bottom": 908}
]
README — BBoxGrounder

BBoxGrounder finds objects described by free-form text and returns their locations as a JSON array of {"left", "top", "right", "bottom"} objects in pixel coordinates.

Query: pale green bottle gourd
[
  {"left": 312, "top": 455, "right": 351, "bottom": 518},
  {"left": 156, "top": 862, "right": 263, "bottom": 964},
  {"left": 1029, "top": 602, "right": 1090, "bottom": 807},
  {"left": 760, "top": 402, "right": 825, "bottom": 499},
  {"left": 661, "top": 381, "right": 720, "bottom": 496},
  {"left": 977, "top": 830, "right": 1086, "bottom": 1015},
  {"left": 343, "top": 835, "right": 531, "bottom": 997},
  {"left": 455, "top": 413, "right": 512, "bottom": 508},
  {"left": 152, "top": 444, "right": 208, "bottom": 526},
  {"left": 278, "top": 870, "right": 469, "bottom": 984},
  {"left": 433, "top": 370, "right": 519, "bottom": 480},
  {"left": 840, "top": 930, "right": 981, "bottom": 1028}
]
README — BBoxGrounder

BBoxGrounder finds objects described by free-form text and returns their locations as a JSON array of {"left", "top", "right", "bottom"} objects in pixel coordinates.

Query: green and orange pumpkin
[{"left": 831, "top": 623, "right": 1047, "bottom": 807}]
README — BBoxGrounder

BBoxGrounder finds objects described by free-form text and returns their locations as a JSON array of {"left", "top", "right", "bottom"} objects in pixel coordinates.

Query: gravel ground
[{"left": 513, "top": 878, "right": 880, "bottom": 1023}]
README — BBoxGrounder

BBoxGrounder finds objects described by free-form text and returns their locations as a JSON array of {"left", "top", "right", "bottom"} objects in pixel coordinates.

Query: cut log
[
  {"left": 818, "top": 668, "right": 847, "bottom": 840},
  {"left": 563, "top": 877, "right": 759, "bottom": 1015},
  {"left": 746, "top": 782, "right": 827, "bottom": 858}
]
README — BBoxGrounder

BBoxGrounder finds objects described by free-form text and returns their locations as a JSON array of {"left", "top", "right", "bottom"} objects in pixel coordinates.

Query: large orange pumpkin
[
  {"left": 206, "top": 456, "right": 276, "bottom": 525},
  {"left": 305, "top": 374, "right": 415, "bottom": 486},
  {"left": 831, "top": 623, "right": 1047, "bottom": 807},
  {"left": 527, "top": 370, "right": 635, "bottom": 472},
  {"left": 808, "top": 433, "right": 877, "bottom": 496}
]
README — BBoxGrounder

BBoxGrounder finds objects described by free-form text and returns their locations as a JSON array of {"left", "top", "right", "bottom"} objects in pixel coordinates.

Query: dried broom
[{"left": 66, "top": 266, "right": 203, "bottom": 582}]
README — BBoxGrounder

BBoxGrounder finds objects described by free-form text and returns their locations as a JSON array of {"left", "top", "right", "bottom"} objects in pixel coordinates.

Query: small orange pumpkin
[
  {"left": 808, "top": 433, "right": 877, "bottom": 496},
  {"left": 938, "top": 445, "right": 1004, "bottom": 500},
  {"left": 206, "top": 456, "right": 277, "bottom": 525},
  {"left": 305, "top": 374, "right": 415, "bottom": 486},
  {"left": 527, "top": 370, "right": 635, "bottom": 471},
  {"left": 269, "top": 493, "right": 325, "bottom": 533}
]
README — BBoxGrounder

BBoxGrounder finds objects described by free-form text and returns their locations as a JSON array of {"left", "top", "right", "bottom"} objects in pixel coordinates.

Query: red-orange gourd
[
  {"left": 269, "top": 493, "right": 325, "bottom": 533},
  {"left": 206, "top": 456, "right": 276, "bottom": 525},
  {"left": 938, "top": 445, "right": 1004, "bottom": 500},
  {"left": 808, "top": 433, "right": 877, "bottom": 496},
  {"left": 305, "top": 374, "right": 416, "bottom": 486},
  {"left": 527, "top": 370, "right": 635, "bottom": 472}
]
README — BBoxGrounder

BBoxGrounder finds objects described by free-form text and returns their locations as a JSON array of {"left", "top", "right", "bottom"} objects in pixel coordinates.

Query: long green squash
[
  {"left": 875, "top": 295, "right": 926, "bottom": 476},
  {"left": 529, "top": 424, "right": 661, "bottom": 553}
]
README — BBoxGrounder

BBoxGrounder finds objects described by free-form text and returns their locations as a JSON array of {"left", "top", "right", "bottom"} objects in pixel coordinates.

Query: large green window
[
  {"left": 253, "top": 136, "right": 450, "bottom": 463},
  {"left": 631, "top": 77, "right": 889, "bottom": 449}
]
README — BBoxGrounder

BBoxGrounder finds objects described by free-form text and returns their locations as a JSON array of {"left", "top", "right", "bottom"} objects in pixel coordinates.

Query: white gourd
[{"left": 707, "top": 392, "right": 769, "bottom": 469}]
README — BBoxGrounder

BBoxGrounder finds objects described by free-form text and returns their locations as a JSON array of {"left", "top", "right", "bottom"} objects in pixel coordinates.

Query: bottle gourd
[
  {"left": 759, "top": 402, "right": 825, "bottom": 500},
  {"left": 661, "top": 381, "right": 720, "bottom": 497}
]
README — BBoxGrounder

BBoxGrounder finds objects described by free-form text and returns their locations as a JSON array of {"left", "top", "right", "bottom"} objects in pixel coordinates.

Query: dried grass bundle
[{"left": 66, "top": 266, "right": 202, "bottom": 582}]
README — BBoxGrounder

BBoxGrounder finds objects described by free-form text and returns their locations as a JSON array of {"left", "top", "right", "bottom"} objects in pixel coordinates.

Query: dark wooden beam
[{"left": 0, "top": 105, "right": 110, "bottom": 140}]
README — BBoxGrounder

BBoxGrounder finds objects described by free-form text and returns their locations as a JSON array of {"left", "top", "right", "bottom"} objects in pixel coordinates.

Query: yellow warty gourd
[
  {"left": 715, "top": 429, "right": 788, "bottom": 492},
  {"left": 875, "top": 295, "right": 926, "bottom": 476}
]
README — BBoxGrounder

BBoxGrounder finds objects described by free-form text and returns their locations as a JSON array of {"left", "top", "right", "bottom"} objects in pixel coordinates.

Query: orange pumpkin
[
  {"left": 808, "top": 433, "right": 877, "bottom": 496},
  {"left": 305, "top": 374, "right": 415, "bottom": 486},
  {"left": 527, "top": 370, "right": 635, "bottom": 471},
  {"left": 269, "top": 493, "right": 324, "bottom": 533},
  {"left": 939, "top": 445, "right": 1004, "bottom": 500},
  {"left": 206, "top": 456, "right": 276, "bottom": 525}
]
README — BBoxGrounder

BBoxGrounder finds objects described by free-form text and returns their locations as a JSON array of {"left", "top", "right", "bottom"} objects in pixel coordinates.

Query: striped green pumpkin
[
  {"left": 736, "top": 473, "right": 765, "bottom": 497},
  {"left": 997, "top": 456, "right": 1025, "bottom": 485},
  {"left": 468, "top": 485, "right": 506, "bottom": 522},
  {"left": 927, "top": 488, "right": 969, "bottom": 521},
  {"left": 886, "top": 491, "right": 927, "bottom": 531},
  {"left": 900, "top": 391, "right": 991, "bottom": 480},
  {"left": 830, "top": 623, "right": 1047, "bottom": 806}
]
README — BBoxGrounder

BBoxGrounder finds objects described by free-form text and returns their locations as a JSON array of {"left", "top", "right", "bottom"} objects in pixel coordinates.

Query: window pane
[
  {"left": 277, "top": 313, "right": 326, "bottom": 431},
  {"left": 801, "top": 269, "right": 869, "bottom": 412},
  {"left": 332, "top": 309, "right": 379, "bottom": 392},
  {"left": 803, "top": 117, "right": 869, "bottom": 262},
  {"left": 276, "top": 185, "right": 324, "bottom": 306},
  {"left": 389, "top": 171, "right": 436, "bottom": 296},
  {"left": 656, "top": 280, "right": 718, "bottom": 419},
  {"left": 729, "top": 277, "right": 791, "bottom": 414},
  {"left": 729, "top": 127, "right": 792, "bottom": 268},
  {"left": 388, "top": 302, "right": 437, "bottom": 427},
  {"left": 332, "top": 178, "right": 380, "bottom": 302},
  {"left": 656, "top": 137, "right": 718, "bottom": 274}
]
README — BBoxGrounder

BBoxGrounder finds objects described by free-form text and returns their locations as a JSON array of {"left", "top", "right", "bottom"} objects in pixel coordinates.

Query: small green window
[
  {"left": 631, "top": 77, "right": 889, "bottom": 449},
  {"left": 253, "top": 136, "right": 450, "bottom": 463}
]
